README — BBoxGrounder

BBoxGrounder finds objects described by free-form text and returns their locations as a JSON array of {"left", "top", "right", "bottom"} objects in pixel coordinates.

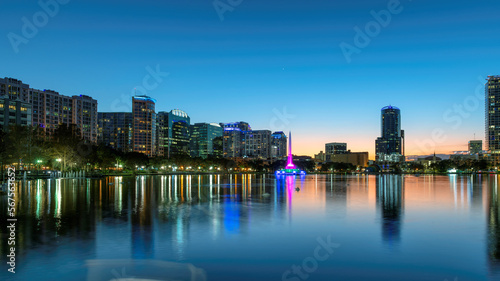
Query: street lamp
[
  {"left": 36, "top": 160, "right": 43, "bottom": 176},
  {"left": 56, "top": 159, "right": 62, "bottom": 173}
]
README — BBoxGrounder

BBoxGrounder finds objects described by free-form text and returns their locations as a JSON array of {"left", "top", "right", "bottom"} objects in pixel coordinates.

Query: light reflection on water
[{"left": 0, "top": 174, "right": 499, "bottom": 280}]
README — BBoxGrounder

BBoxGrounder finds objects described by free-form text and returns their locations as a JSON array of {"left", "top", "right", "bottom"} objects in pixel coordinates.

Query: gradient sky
[{"left": 1, "top": 0, "right": 500, "bottom": 158}]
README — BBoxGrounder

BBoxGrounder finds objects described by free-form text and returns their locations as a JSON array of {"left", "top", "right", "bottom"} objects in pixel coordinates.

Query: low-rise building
[
  {"left": 325, "top": 142, "right": 347, "bottom": 154},
  {"left": 327, "top": 152, "right": 369, "bottom": 167}
]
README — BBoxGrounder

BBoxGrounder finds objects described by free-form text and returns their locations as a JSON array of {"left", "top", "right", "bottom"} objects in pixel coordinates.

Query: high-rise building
[
  {"left": 271, "top": 131, "right": 287, "bottom": 159},
  {"left": 157, "top": 109, "right": 191, "bottom": 158},
  {"left": 243, "top": 130, "right": 272, "bottom": 159},
  {"left": 469, "top": 140, "right": 483, "bottom": 155},
  {"left": 0, "top": 77, "right": 98, "bottom": 143},
  {"left": 72, "top": 95, "right": 98, "bottom": 143},
  {"left": 132, "top": 95, "right": 156, "bottom": 157},
  {"left": 325, "top": 142, "right": 347, "bottom": 155},
  {"left": 213, "top": 136, "right": 223, "bottom": 158},
  {"left": 190, "top": 123, "right": 223, "bottom": 158},
  {"left": 487, "top": 76, "right": 500, "bottom": 163},
  {"left": 221, "top": 122, "right": 251, "bottom": 158},
  {"left": 29, "top": 89, "right": 73, "bottom": 135},
  {"left": 375, "top": 105, "right": 403, "bottom": 162},
  {"left": 97, "top": 112, "right": 133, "bottom": 152},
  {"left": 0, "top": 95, "right": 32, "bottom": 131}
]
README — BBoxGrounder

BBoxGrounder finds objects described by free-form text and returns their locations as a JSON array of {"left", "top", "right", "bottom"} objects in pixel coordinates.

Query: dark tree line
[
  {"left": 0, "top": 124, "right": 320, "bottom": 174},
  {"left": 428, "top": 159, "right": 489, "bottom": 173}
]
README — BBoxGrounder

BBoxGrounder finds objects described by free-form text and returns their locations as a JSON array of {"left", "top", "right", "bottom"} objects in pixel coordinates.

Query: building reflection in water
[
  {"left": 468, "top": 175, "right": 483, "bottom": 214},
  {"left": 0, "top": 178, "right": 98, "bottom": 279},
  {"left": 274, "top": 174, "right": 306, "bottom": 218},
  {"left": 326, "top": 174, "right": 349, "bottom": 218},
  {"left": 10, "top": 174, "right": 500, "bottom": 280},
  {"left": 131, "top": 176, "right": 154, "bottom": 259},
  {"left": 488, "top": 175, "right": 500, "bottom": 277},
  {"left": 376, "top": 175, "right": 404, "bottom": 247}
]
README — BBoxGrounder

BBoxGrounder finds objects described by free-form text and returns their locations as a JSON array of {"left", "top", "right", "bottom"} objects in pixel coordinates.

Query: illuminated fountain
[{"left": 275, "top": 132, "right": 306, "bottom": 176}]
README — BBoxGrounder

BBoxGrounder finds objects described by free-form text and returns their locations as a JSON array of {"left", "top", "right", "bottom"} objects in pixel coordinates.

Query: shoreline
[{"left": 2, "top": 171, "right": 497, "bottom": 180}]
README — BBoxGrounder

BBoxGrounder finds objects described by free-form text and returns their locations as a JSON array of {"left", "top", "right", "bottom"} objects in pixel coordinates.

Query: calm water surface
[{"left": 1, "top": 174, "right": 499, "bottom": 281}]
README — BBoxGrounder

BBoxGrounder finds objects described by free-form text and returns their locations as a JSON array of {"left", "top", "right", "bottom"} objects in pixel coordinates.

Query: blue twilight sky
[{"left": 1, "top": 0, "right": 500, "bottom": 157}]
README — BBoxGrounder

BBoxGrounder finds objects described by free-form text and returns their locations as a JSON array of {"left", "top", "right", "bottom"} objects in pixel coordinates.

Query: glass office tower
[
  {"left": 375, "top": 106, "right": 403, "bottom": 162},
  {"left": 190, "top": 122, "right": 223, "bottom": 158},
  {"left": 157, "top": 109, "right": 191, "bottom": 158},
  {"left": 487, "top": 76, "right": 500, "bottom": 164}
]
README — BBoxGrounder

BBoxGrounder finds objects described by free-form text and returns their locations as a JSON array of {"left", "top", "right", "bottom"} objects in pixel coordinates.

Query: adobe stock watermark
[
  {"left": 86, "top": 260, "right": 207, "bottom": 280},
  {"left": 282, "top": 235, "right": 340, "bottom": 281},
  {"left": 110, "top": 65, "right": 169, "bottom": 112},
  {"left": 7, "top": 0, "right": 70, "bottom": 54},
  {"left": 414, "top": 76, "right": 485, "bottom": 154},
  {"left": 6, "top": 167, "right": 17, "bottom": 274},
  {"left": 213, "top": 0, "right": 243, "bottom": 21},
  {"left": 111, "top": 267, "right": 135, "bottom": 280},
  {"left": 269, "top": 107, "right": 296, "bottom": 132},
  {"left": 339, "top": 0, "right": 408, "bottom": 63}
]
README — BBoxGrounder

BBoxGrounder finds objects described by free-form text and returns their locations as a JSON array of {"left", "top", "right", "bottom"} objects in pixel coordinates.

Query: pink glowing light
[
  {"left": 286, "top": 175, "right": 295, "bottom": 203},
  {"left": 286, "top": 131, "right": 297, "bottom": 169}
]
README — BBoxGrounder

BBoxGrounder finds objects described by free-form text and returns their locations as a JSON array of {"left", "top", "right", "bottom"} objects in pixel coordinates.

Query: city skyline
[
  {"left": 2, "top": 0, "right": 500, "bottom": 158},
  {"left": 0, "top": 74, "right": 490, "bottom": 160},
  {"left": 2, "top": 2, "right": 500, "bottom": 280}
]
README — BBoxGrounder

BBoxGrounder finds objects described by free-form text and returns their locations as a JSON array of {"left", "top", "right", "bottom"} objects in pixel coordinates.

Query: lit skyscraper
[
  {"left": 157, "top": 109, "right": 191, "bottom": 158},
  {"left": 375, "top": 106, "right": 403, "bottom": 162},
  {"left": 487, "top": 76, "right": 500, "bottom": 164},
  {"left": 190, "top": 122, "right": 223, "bottom": 158},
  {"left": 132, "top": 95, "right": 156, "bottom": 157},
  {"left": 243, "top": 130, "right": 272, "bottom": 159},
  {"left": 271, "top": 131, "right": 287, "bottom": 159},
  {"left": 72, "top": 95, "right": 98, "bottom": 143},
  {"left": 221, "top": 122, "right": 251, "bottom": 158},
  {"left": 98, "top": 112, "right": 134, "bottom": 152},
  {"left": 469, "top": 140, "right": 483, "bottom": 155}
]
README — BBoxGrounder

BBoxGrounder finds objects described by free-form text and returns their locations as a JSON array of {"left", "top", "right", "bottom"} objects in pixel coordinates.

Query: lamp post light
[
  {"left": 36, "top": 160, "right": 43, "bottom": 176},
  {"left": 56, "top": 158, "right": 62, "bottom": 174}
]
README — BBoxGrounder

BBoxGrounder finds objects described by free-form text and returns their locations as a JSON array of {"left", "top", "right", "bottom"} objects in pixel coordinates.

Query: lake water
[{"left": 1, "top": 174, "right": 499, "bottom": 281}]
